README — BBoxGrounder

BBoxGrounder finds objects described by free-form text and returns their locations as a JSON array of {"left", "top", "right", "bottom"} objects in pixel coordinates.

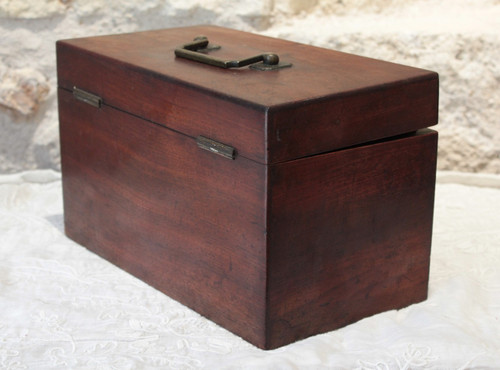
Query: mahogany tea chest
[{"left": 57, "top": 25, "right": 438, "bottom": 349}]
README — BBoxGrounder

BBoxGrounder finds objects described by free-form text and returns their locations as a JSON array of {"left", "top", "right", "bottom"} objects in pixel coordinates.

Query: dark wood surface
[
  {"left": 267, "top": 77, "right": 438, "bottom": 163},
  {"left": 59, "top": 87, "right": 268, "bottom": 347},
  {"left": 57, "top": 25, "right": 438, "bottom": 164},
  {"left": 60, "top": 84, "right": 437, "bottom": 348},
  {"left": 58, "top": 26, "right": 439, "bottom": 349},
  {"left": 56, "top": 38, "right": 267, "bottom": 164},
  {"left": 266, "top": 129, "right": 438, "bottom": 348}
]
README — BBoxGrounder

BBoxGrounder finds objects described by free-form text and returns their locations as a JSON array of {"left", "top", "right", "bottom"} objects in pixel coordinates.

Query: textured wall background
[{"left": 1, "top": 0, "right": 499, "bottom": 174}]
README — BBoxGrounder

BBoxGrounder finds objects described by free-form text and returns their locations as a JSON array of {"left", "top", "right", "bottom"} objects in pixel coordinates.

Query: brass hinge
[
  {"left": 73, "top": 86, "right": 102, "bottom": 108},
  {"left": 196, "top": 136, "right": 236, "bottom": 160}
]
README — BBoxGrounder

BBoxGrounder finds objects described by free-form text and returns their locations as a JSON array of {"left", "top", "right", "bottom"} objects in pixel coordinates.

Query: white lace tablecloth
[{"left": 1, "top": 170, "right": 499, "bottom": 369}]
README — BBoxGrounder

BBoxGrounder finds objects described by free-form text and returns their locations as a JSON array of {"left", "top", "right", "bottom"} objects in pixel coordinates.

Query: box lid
[{"left": 57, "top": 25, "right": 438, "bottom": 165}]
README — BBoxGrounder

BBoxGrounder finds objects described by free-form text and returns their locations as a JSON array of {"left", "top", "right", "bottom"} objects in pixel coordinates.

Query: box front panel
[
  {"left": 267, "top": 130, "right": 437, "bottom": 349},
  {"left": 58, "top": 88, "right": 267, "bottom": 346}
]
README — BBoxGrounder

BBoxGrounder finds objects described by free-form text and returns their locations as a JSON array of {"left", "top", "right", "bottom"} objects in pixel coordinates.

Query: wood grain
[
  {"left": 56, "top": 39, "right": 267, "bottom": 164},
  {"left": 57, "top": 25, "right": 438, "bottom": 164},
  {"left": 266, "top": 129, "right": 438, "bottom": 348},
  {"left": 59, "top": 87, "right": 268, "bottom": 347},
  {"left": 57, "top": 26, "right": 439, "bottom": 349}
]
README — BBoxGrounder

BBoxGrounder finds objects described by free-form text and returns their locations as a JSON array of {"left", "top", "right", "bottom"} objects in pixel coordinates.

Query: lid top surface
[{"left": 58, "top": 25, "right": 436, "bottom": 108}]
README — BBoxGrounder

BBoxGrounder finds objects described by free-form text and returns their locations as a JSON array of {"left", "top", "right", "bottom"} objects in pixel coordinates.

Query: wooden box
[{"left": 57, "top": 25, "right": 438, "bottom": 349}]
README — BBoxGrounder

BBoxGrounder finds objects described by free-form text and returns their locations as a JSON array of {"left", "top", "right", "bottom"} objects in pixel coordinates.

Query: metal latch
[
  {"left": 196, "top": 136, "right": 236, "bottom": 160},
  {"left": 73, "top": 86, "right": 102, "bottom": 108}
]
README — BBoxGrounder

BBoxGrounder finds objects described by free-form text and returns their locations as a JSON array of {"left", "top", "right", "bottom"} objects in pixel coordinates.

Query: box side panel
[
  {"left": 58, "top": 88, "right": 267, "bottom": 347},
  {"left": 266, "top": 130, "right": 438, "bottom": 349},
  {"left": 56, "top": 41, "right": 267, "bottom": 163},
  {"left": 268, "top": 74, "right": 438, "bottom": 163}
]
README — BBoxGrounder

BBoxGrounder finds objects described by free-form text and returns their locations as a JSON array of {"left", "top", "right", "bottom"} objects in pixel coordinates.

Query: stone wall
[{"left": 1, "top": 0, "right": 499, "bottom": 173}]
